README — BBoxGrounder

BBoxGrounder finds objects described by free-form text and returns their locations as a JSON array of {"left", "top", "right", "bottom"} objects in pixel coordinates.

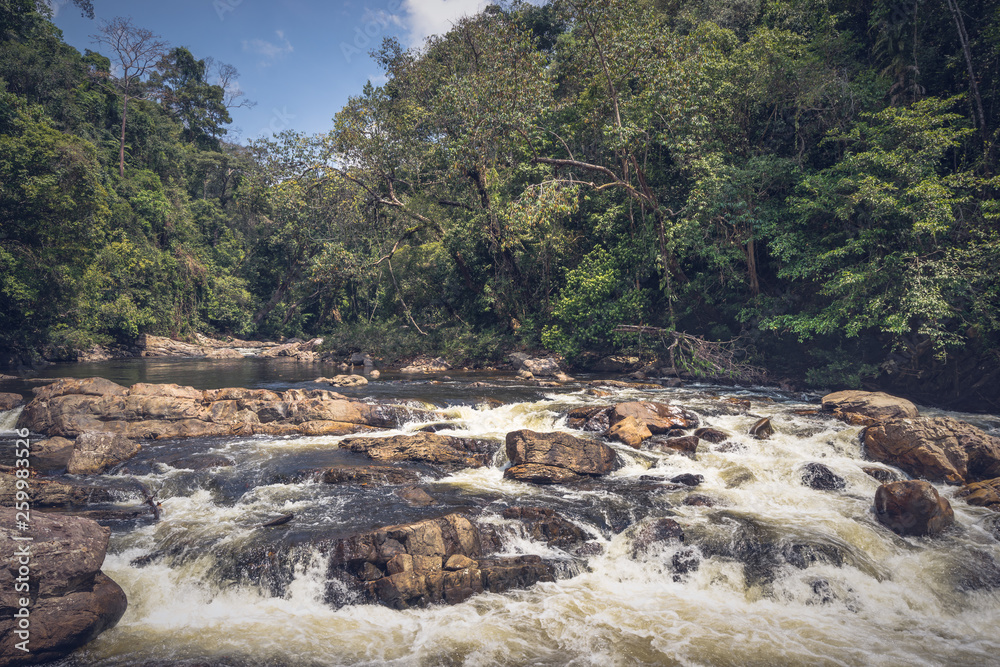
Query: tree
[
  {"left": 151, "top": 46, "right": 231, "bottom": 149},
  {"left": 92, "top": 17, "right": 168, "bottom": 177}
]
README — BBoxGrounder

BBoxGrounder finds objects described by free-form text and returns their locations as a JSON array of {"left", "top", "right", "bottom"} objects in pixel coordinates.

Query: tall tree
[{"left": 92, "top": 17, "right": 167, "bottom": 177}]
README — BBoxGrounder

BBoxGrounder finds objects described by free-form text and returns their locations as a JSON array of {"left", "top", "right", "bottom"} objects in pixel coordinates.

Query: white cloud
[
  {"left": 243, "top": 30, "right": 294, "bottom": 66},
  {"left": 402, "top": 0, "right": 488, "bottom": 46}
]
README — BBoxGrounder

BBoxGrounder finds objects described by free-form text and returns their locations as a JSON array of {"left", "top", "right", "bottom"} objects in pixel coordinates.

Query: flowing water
[{"left": 3, "top": 359, "right": 1000, "bottom": 666}]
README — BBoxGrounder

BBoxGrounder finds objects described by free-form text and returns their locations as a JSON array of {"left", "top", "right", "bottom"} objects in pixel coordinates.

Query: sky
[{"left": 47, "top": 0, "right": 490, "bottom": 141}]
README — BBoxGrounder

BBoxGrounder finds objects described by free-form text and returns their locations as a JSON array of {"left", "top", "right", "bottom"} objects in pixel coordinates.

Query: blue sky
[{"left": 48, "top": 0, "right": 489, "bottom": 141}]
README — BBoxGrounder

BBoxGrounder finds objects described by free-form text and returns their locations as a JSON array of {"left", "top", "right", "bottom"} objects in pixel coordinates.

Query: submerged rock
[
  {"left": 341, "top": 433, "right": 498, "bottom": 469},
  {"left": 874, "top": 480, "right": 955, "bottom": 537},
  {"left": 863, "top": 416, "right": 1000, "bottom": 484},
  {"left": 504, "top": 429, "right": 618, "bottom": 484},
  {"left": 317, "top": 464, "right": 422, "bottom": 486},
  {"left": 0, "top": 509, "right": 127, "bottom": 665},
  {"left": 17, "top": 378, "right": 429, "bottom": 440},
  {"left": 801, "top": 462, "right": 847, "bottom": 491},
  {"left": 500, "top": 507, "right": 589, "bottom": 548},
  {"left": 822, "top": 390, "right": 918, "bottom": 424}
]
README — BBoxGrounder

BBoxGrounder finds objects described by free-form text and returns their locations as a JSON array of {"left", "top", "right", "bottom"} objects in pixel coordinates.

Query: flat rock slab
[
  {"left": 340, "top": 433, "right": 498, "bottom": 469},
  {"left": 17, "top": 378, "right": 429, "bottom": 440},
  {"left": 505, "top": 429, "right": 618, "bottom": 480},
  {"left": 609, "top": 402, "right": 699, "bottom": 433},
  {"left": 823, "top": 390, "right": 918, "bottom": 423}
]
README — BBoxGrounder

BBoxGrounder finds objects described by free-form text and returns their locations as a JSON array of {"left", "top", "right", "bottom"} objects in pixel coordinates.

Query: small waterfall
[{"left": 0, "top": 405, "right": 24, "bottom": 434}]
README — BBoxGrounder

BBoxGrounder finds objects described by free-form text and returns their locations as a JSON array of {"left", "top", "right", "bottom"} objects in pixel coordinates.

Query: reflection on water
[{"left": 1, "top": 359, "right": 998, "bottom": 666}]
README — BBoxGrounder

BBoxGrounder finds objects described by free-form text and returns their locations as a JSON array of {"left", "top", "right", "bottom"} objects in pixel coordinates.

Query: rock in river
[
  {"left": 17, "top": 378, "right": 429, "bottom": 439},
  {"left": 862, "top": 416, "right": 1000, "bottom": 485},
  {"left": 0, "top": 509, "right": 127, "bottom": 665},
  {"left": 609, "top": 402, "right": 699, "bottom": 434},
  {"left": 822, "top": 390, "right": 919, "bottom": 424},
  {"left": 504, "top": 429, "right": 618, "bottom": 484},
  {"left": 874, "top": 480, "right": 955, "bottom": 537},
  {"left": 340, "top": 433, "right": 498, "bottom": 469}
]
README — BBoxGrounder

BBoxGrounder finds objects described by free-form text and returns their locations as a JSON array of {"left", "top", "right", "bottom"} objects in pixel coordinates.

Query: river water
[{"left": 3, "top": 358, "right": 1000, "bottom": 666}]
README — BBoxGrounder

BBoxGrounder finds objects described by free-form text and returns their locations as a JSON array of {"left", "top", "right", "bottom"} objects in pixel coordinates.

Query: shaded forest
[{"left": 1, "top": 0, "right": 999, "bottom": 409}]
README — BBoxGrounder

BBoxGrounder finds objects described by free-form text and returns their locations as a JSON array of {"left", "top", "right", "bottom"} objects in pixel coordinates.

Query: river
[{"left": 3, "top": 358, "right": 1000, "bottom": 666}]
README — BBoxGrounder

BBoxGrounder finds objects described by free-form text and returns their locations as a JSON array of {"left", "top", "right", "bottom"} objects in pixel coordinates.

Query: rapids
[{"left": 3, "top": 366, "right": 1000, "bottom": 666}]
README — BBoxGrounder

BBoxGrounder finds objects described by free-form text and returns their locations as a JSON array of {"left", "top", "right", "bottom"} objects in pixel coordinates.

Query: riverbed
[{"left": 3, "top": 358, "right": 1000, "bottom": 666}]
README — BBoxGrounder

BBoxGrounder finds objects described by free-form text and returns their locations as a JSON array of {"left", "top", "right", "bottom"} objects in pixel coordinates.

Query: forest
[{"left": 1, "top": 0, "right": 998, "bottom": 410}]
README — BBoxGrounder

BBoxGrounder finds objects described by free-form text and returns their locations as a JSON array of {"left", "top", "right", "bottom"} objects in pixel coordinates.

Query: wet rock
[
  {"left": 341, "top": 433, "right": 497, "bottom": 469},
  {"left": 694, "top": 427, "right": 728, "bottom": 444},
  {"left": 566, "top": 405, "right": 612, "bottom": 432},
  {"left": 801, "top": 462, "right": 847, "bottom": 491},
  {"left": 683, "top": 494, "right": 718, "bottom": 507},
  {"left": 862, "top": 417, "right": 1000, "bottom": 484},
  {"left": 721, "top": 466, "right": 756, "bottom": 488},
  {"left": 400, "top": 356, "right": 451, "bottom": 373},
  {"left": 501, "top": 507, "right": 588, "bottom": 548},
  {"left": 749, "top": 417, "right": 773, "bottom": 439},
  {"left": 317, "top": 375, "right": 368, "bottom": 387},
  {"left": 0, "top": 509, "right": 127, "bottom": 666},
  {"left": 951, "top": 548, "right": 1000, "bottom": 591},
  {"left": 607, "top": 415, "right": 652, "bottom": 448},
  {"left": 18, "top": 378, "right": 429, "bottom": 440},
  {"left": 31, "top": 437, "right": 75, "bottom": 471},
  {"left": 417, "top": 422, "right": 458, "bottom": 433},
  {"left": 822, "top": 390, "right": 918, "bottom": 424},
  {"left": 645, "top": 435, "right": 699, "bottom": 456},
  {"left": 318, "top": 464, "right": 421, "bottom": 486},
  {"left": 0, "top": 473, "right": 126, "bottom": 508},
  {"left": 396, "top": 486, "right": 436, "bottom": 506},
  {"left": 955, "top": 477, "right": 1000, "bottom": 511},
  {"left": 66, "top": 432, "right": 141, "bottom": 474},
  {"left": 631, "top": 517, "right": 685, "bottom": 555},
  {"left": 862, "top": 466, "right": 903, "bottom": 484},
  {"left": 671, "top": 547, "right": 701, "bottom": 578},
  {"left": 325, "top": 514, "right": 556, "bottom": 609},
  {"left": 874, "top": 480, "right": 955, "bottom": 537},
  {"left": 670, "top": 473, "right": 704, "bottom": 487},
  {"left": 504, "top": 430, "right": 618, "bottom": 485},
  {"left": 0, "top": 392, "right": 24, "bottom": 410},
  {"left": 609, "top": 402, "right": 699, "bottom": 433},
  {"left": 509, "top": 353, "right": 564, "bottom": 377}
]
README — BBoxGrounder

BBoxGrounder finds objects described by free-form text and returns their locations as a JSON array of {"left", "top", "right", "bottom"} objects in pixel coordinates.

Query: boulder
[
  {"left": 955, "top": 477, "right": 1000, "bottom": 511},
  {"left": 30, "top": 437, "right": 75, "bottom": 471},
  {"left": 670, "top": 473, "right": 704, "bottom": 487},
  {"left": 509, "top": 353, "right": 566, "bottom": 377},
  {"left": 500, "top": 507, "right": 588, "bottom": 548},
  {"left": 66, "top": 433, "right": 141, "bottom": 475},
  {"left": 645, "top": 435, "right": 699, "bottom": 456},
  {"left": 566, "top": 406, "right": 612, "bottom": 432},
  {"left": 326, "top": 513, "right": 555, "bottom": 609},
  {"left": 318, "top": 375, "right": 368, "bottom": 388},
  {"left": 822, "top": 390, "right": 918, "bottom": 423},
  {"left": 801, "top": 462, "right": 847, "bottom": 491},
  {"left": 694, "top": 427, "right": 728, "bottom": 444},
  {"left": 0, "top": 392, "right": 24, "bottom": 410},
  {"left": 396, "top": 486, "right": 437, "bottom": 506},
  {"left": 606, "top": 415, "right": 651, "bottom": 448},
  {"left": 862, "top": 466, "right": 903, "bottom": 484},
  {"left": 863, "top": 417, "right": 1000, "bottom": 485},
  {"left": 874, "top": 480, "right": 955, "bottom": 537},
  {"left": 0, "top": 509, "right": 127, "bottom": 665},
  {"left": 341, "top": 433, "right": 497, "bottom": 469},
  {"left": 17, "top": 378, "right": 428, "bottom": 440},
  {"left": 505, "top": 430, "right": 618, "bottom": 482},
  {"left": 400, "top": 356, "right": 451, "bottom": 373},
  {"left": 749, "top": 417, "right": 773, "bottom": 439},
  {"left": 608, "top": 402, "right": 699, "bottom": 433}
]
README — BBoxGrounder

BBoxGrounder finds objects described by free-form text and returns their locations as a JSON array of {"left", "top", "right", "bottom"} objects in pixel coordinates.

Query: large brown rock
[
  {"left": 341, "top": 433, "right": 497, "bottom": 469},
  {"left": 607, "top": 415, "right": 651, "bottom": 448},
  {"left": 609, "top": 402, "right": 699, "bottom": 433},
  {"left": 863, "top": 417, "right": 1000, "bottom": 484},
  {"left": 504, "top": 463, "right": 584, "bottom": 484},
  {"left": 66, "top": 433, "right": 141, "bottom": 474},
  {"left": 505, "top": 430, "right": 617, "bottom": 484},
  {"left": 956, "top": 477, "right": 1000, "bottom": 511},
  {"left": 0, "top": 509, "right": 127, "bottom": 665},
  {"left": 0, "top": 474, "right": 124, "bottom": 508},
  {"left": 17, "top": 378, "right": 429, "bottom": 440},
  {"left": 874, "top": 480, "right": 955, "bottom": 537},
  {"left": 326, "top": 513, "right": 555, "bottom": 609},
  {"left": 822, "top": 390, "right": 918, "bottom": 424},
  {"left": 0, "top": 392, "right": 24, "bottom": 410}
]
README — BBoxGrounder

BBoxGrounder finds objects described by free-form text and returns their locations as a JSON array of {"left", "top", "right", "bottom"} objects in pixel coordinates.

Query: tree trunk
[{"left": 118, "top": 95, "right": 128, "bottom": 178}]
